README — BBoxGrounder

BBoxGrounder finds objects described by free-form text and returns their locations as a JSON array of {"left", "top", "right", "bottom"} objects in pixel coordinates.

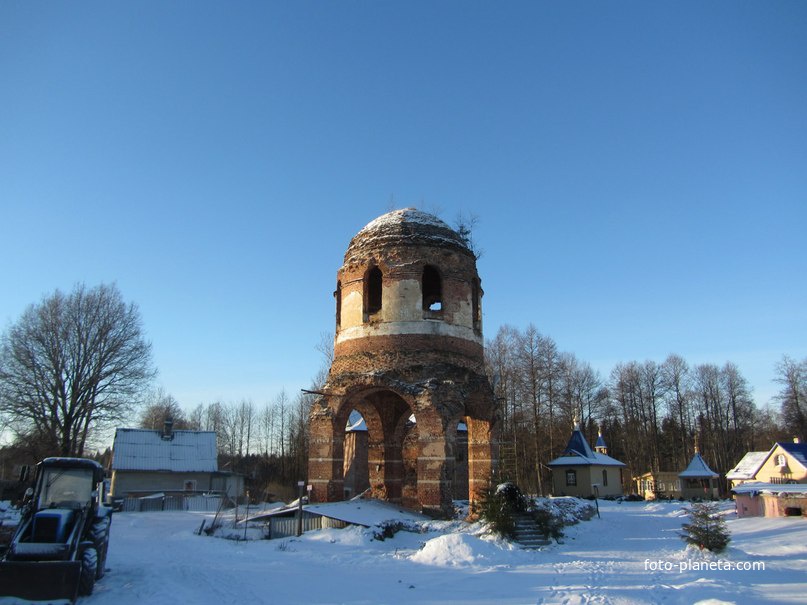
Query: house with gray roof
[
  {"left": 110, "top": 420, "right": 242, "bottom": 501},
  {"left": 548, "top": 423, "right": 626, "bottom": 498},
  {"left": 678, "top": 448, "right": 720, "bottom": 499}
]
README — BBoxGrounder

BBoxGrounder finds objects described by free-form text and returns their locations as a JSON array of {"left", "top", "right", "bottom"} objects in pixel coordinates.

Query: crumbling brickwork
[{"left": 308, "top": 208, "right": 498, "bottom": 517}]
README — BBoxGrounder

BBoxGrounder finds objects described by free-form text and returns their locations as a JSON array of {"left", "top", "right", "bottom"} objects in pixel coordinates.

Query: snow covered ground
[{"left": 10, "top": 500, "right": 807, "bottom": 605}]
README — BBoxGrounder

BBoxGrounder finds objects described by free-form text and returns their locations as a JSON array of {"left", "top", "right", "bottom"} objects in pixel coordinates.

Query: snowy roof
[
  {"left": 548, "top": 453, "right": 626, "bottom": 468},
  {"left": 726, "top": 451, "right": 768, "bottom": 480},
  {"left": 547, "top": 427, "right": 625, "bottom": 467},
  {"left": 344, "top": 208, "right": 473, "bottom": 262},
  {"left": 112, "top": 428, "right": 218, "bottom": 472},
  {"left": 678, "top": 452, "right": 719, "bottom": 478},
  {"left": 245, "top": 498, "right": 430, "bottom": 527},
  {"left": 731, "top": 481, "right": 807, "bottom": 496}
]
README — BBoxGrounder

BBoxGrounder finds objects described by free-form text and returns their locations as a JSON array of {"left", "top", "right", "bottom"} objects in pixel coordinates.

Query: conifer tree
[{"left": 680, "top": 502, "right": 731, "bottom": 553}]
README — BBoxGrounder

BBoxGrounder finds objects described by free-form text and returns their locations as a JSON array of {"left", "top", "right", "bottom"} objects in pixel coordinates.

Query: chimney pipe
[{"left": 163, "top": 417, "right": 174, "bottom": 440}]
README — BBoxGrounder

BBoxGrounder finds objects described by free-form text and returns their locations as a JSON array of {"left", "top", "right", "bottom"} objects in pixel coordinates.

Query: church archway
[{"left": 334, "top": 388, "right": 414, "bottom": 503}]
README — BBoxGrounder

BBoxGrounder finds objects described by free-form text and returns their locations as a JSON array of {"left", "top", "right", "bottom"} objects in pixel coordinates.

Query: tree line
[
  {"left": 486, "top": 324, "right": 796, "bottom": 495},
  {"left": 1, "top": 283, "right": 805, "bottom": 499},
  {"left": 137, "top": 388, "right": 314, "bottom": 500}
]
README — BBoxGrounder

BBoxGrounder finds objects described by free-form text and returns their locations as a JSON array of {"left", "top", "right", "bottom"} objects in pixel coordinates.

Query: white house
[{"left": 110, "top": 420, "right": 242, "bottom": 501}]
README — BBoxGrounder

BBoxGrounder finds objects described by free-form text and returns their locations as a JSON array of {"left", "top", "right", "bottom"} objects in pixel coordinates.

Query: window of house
[
  {"left": 365, "top": 266, "right": 382, "bottom": 317},
  {"left": 776, "top": 454, "right": 787, "bottom": 467},
  {"left": 566, "top": 470, "right": 577, "bottom": 487},
  {"left": 602, "top": 469, "right": 608, "bottom": 487},
  {"left": 422, "top": 265, "right": 443, "bottom": 312}
]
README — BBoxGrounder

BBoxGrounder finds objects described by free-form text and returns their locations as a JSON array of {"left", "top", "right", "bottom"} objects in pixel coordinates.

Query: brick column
[
  {"left": 415, "top": 408, "right": 454, "bottom": 516},
  {"left": 466, "top": 416, "right": 496, "bottom": 505},
  {"left": 308, "top": 399, "right": 344, "bottom": 503}
]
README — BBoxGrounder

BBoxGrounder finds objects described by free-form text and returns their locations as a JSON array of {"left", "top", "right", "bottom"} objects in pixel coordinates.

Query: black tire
[
  {"left": 89, "top": 515, "right": 111, "bottom": 579},
  {"left": 78, "top": 547, "right": 98, "bottom": 596}
]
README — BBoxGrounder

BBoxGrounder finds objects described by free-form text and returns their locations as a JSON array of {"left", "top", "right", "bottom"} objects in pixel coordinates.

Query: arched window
[
  {"left": 335, "top": 281, "right": 342, "bottom": 329},
  {"left": 422, "top": 265, "right": 442, "bottom": 312},
  {"left": 365, "top": 266, "right": 383, "bottom": 317},
  {"left": 602, "top": 469, "right": 608, "bottom": 487}
]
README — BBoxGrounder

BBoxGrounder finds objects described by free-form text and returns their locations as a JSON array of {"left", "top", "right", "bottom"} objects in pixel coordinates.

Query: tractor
[{"left": 0, "top": 457, "right": 112, "bottom": 603}]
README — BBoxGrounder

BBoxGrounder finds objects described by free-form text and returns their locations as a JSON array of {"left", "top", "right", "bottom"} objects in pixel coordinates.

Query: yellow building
[
  {"left": 548, "top": 424, "right": 626, "bottom": 498},
  {"left": 633, "top": 471, "right": 682, "bottom": 500},
  {"left": 727, "top": 438, "right": 807, "bottom": 487}
]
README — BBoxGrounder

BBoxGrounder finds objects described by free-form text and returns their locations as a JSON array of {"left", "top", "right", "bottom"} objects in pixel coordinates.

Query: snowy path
[{"left": 82, "top": 502, "right": 807, "bottom": 605}]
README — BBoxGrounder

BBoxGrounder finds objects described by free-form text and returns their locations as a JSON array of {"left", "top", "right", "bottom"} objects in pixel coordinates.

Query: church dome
[{"left": 344, "top": 208, "right": 472, "bottom": 264}]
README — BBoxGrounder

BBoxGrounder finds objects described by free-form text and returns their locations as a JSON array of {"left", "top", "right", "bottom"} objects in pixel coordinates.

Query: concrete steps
[{"left": 512, "top": 513, "right": 551, "bottom": 549}]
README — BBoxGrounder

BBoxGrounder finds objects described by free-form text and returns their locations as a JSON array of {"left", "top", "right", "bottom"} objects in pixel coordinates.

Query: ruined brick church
[{"left": 308, "top": 208, "right": 498, "bottom": 517}]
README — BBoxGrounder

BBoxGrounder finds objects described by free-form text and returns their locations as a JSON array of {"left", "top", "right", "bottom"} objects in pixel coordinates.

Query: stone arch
[{"left": 332, "top": 386, "right": 415, "bottom": 503}]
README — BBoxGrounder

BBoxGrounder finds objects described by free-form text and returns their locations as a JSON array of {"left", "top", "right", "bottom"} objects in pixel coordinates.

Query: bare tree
[
  {"left": 187, "top": 403, "right": 205, "bottom": 431},
  {"left": 661, "top": 354, "right": 693, "bottom": 468},
  {"left": 138, "top": 387, "right": 189, "bottom": 430},
  {"left": 0, "top": 283, "right": 155, "bottom": 457},
  {"left": 775, "top": 355, "right": 807, "bottom": 440}
]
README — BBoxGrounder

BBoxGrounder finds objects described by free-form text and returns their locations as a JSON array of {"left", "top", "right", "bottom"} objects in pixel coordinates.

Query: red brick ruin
[{"left": 308, "top": 208, "right": 498, "bottom": 516}]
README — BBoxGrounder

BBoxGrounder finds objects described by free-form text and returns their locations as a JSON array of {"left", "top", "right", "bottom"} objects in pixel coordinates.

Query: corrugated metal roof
[
  {"left": 244, "top": 498, "right": 430, "bottom": 527},
  {"left": 112, "top": 428, "right": 218, "bottom": 472}
]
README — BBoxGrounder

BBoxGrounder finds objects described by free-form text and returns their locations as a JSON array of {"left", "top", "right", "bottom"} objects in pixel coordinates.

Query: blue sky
[{"left": 1, "top": 1, "right": 805, "bottom": 414}]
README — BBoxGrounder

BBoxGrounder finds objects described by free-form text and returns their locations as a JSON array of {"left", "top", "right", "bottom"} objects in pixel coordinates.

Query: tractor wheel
[
  {"left": 90, "top": 515, "right": 111, "bottom": 579},
  {"left": 78, "top": 546, "right": 98, "bottom": 596}
]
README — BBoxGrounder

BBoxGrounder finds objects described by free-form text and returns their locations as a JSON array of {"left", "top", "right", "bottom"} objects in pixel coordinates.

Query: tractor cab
[
  {"left": 37, "top": 465, "right": 95, "bottom": 510},
  {"left": 0, "top": 457, "right": 111, "bottom": 603}
]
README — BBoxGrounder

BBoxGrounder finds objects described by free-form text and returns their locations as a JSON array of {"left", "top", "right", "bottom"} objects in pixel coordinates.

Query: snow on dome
[
  {"left": 359, "top": 208, "right": 452, "bottom": 233},
  {"left": 344, "top": 207, "right": 472, "bottom": 262}
]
